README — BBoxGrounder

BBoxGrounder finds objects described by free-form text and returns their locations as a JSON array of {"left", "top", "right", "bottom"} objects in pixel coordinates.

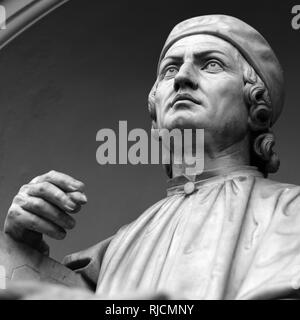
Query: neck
[{"left": 171, "top": 135, "right": 250, "bottom": 178}]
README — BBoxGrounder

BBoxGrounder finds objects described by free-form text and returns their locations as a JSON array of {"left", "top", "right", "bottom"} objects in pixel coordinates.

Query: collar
[{"left": 167, "top": 165, "right": 263, "bottom": 196}]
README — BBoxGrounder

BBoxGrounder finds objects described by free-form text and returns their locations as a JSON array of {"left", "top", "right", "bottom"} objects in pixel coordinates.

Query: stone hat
[{"left": 158, "top": 15, "right": 285, "bottom": 125}]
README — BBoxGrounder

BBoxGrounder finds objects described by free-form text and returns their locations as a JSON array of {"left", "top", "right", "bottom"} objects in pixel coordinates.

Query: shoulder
[
  {"left": 113, "top": 197, "right": 170, "bottom": 234},
  {"left": 254, "top": 176, "right": 300, "bottom": 201}
]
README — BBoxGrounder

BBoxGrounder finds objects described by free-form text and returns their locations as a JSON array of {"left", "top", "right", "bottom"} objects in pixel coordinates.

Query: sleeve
[{"left": 62, "top": 236, "right": 113, "bottom": 292}]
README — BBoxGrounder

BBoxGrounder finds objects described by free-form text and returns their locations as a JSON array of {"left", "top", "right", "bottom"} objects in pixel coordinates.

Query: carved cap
[{"left": 158, "top": 15, "right": 285, "bottom": 125}]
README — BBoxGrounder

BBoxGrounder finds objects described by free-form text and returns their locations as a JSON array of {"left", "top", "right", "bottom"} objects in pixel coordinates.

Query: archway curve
[{"left": 0, "top": 0, "right": 71, "bottom": 51}]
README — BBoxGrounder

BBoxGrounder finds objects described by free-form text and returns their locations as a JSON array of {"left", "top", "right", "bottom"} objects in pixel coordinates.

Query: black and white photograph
[{"left": 0, "top": 0, "right": 299, "bottom": 306}]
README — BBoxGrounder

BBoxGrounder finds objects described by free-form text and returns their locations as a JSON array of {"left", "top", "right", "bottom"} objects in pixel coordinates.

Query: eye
[
  {"left": 163, "top": 66, "right": 178, "bottom": 79},
  {"left": 202, "top": 60, "right": 224, "bottom": 73}
]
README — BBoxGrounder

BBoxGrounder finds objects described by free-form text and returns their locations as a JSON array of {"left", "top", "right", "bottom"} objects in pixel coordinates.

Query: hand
[
  {"left": 0, "top": 281, "right": 170, "bottom": 300},
  {"left": 4, "top": 170, "right": 87, "bottom": 255}
]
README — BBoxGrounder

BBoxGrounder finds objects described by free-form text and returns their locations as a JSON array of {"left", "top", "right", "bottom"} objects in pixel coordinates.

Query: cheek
[
  {"left": 155, "top": 81, "right": 173, "bottom": 102},
  {"left": 203, "top": 77, "right": 249, "bottom": 139},
  {"left": 206, "top": 77, "right": 246, "bottom": 118}
]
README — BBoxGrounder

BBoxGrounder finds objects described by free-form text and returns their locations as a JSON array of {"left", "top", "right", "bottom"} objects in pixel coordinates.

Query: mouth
[{"left": 171, "top": 94, "right": 201, "bottom": 109}]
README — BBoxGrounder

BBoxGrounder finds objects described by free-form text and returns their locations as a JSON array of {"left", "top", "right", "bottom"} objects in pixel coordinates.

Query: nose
[{"left": 173, "top": 62, "right": 198, "bottom": 92}]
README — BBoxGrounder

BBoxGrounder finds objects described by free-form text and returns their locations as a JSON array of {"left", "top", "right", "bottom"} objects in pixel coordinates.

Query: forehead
[{"left": 164, "top": 34, "right": 239, "bottom": 58}]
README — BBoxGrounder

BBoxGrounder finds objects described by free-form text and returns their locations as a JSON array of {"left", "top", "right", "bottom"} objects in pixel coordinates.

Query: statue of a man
[{"left": 2, "top": 15, "right": 300, "bottom": 300}]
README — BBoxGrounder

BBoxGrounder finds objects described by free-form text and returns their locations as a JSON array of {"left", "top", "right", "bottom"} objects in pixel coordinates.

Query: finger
[
  {"left": 20, "top": 182, "right": 79, "bottom": 213},
  {"left": 14, "top": 194, "right": 76, "bottom": 230},
  {"left": 68, "top": 204, "right": 81, "bottom": 214},
  {"left": 30, "top": 170, "right": 85, "bottom": 192},
  {"left": 36, "top": 239, "right": 50, "bottom": 256},
  {"left": 11, "top": 205, "right": 66, "bottom": 240},
  {"left": 67, "top": 191, "right": 87, "bottom": 205}
]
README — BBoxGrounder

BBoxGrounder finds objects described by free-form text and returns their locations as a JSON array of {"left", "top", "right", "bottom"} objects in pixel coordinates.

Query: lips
[{"left": 171, "top": 93, "right": 200, "bottom": 108}]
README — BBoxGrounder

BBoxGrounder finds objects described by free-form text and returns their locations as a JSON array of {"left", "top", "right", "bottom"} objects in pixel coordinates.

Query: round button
[{"left": 184, "top": 181, "right": 195, "bottom": 195}]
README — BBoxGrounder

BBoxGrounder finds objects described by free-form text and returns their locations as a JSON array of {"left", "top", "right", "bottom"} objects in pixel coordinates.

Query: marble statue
[{"left": 2, "top": 15, "right": 300, "bottom": 300}]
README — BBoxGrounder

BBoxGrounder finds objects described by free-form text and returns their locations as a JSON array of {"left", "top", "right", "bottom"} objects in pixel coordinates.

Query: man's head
[
  {"left": 153, "top": 34, "right": 249, "bottom": 151},
  {"left": 148, "top": 15, "right": 284, "bottom": 176}
]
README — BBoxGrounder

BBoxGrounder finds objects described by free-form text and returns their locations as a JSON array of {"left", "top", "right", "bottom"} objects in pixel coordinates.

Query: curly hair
[
  {"left": 148, "top": 52, "right": 280, "bottom": 178},
  {"left": 241, "top": 56, "right": 280, "bottom": 176}
]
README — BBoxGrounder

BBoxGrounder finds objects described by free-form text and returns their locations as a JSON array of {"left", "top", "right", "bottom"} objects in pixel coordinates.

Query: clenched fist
[{"left": 4, "top": 170, "right": 87, "bottom": 255}]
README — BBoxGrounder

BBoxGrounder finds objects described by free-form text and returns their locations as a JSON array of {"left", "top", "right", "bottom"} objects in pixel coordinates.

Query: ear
[
  {"left": 148, "top": 80, "right": 158, "bottom": 129},
  {"left": 148, "top": 100, "right": 157, "bottom": 129}
]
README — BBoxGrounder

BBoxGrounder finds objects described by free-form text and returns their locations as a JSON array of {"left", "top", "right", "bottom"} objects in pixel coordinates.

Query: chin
[{"left": 163, "top": 116, "right": 207, "bottom": 131}]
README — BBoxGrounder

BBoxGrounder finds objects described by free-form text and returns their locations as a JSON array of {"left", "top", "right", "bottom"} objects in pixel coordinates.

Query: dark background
[{"left": 0, "top": 0, "right": 299, "bottom": 261}]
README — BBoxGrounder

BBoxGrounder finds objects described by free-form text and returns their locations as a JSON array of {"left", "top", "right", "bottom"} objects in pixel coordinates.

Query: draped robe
[{"left": 63, "top": 166, "right": 300, "bottom": 299}]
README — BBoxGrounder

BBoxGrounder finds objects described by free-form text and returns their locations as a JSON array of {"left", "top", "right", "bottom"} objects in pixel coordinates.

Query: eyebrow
[
  {"left": 161, "top": 55, "right": 182, "bottom": 64},
  {"left": 159, "top": 49, "right": 230, "bottom": 71},
  {"left": 193, "top": 49, "right": 229, "bottom": 60}
]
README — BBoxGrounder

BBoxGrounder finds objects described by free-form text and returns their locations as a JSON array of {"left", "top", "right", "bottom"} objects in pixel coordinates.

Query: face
[{"left": 154, "top": 34, "right": 249, "bottom": 149}]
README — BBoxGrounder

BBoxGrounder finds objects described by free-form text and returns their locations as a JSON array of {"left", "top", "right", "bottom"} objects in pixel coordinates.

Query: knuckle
[
  {"left": 7, "top": 209, "right": 25, "bottom": 230},
  {"left": 13, "top": 194, "right": 26, "bottom": 206},
  {"left": 53, "top": 190, "right": 64, "bottom": 203},
  {"left": 19, "top": 184, "right": 30, "bottom": 194},
  {"left": 31, "top": 198, "right": 43, "bottom": 212},
  {"left": 47, "top": 170, "right": 57, "bottom": 178},
  {"left": 8, "top": 204, "right": 22, "bottom": 219},
  {"left": 38, "top": 181, "right": 50, "bottom": 194},
  {"left": 30, "top": 175, "right": 41, "bottom": 184}
]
